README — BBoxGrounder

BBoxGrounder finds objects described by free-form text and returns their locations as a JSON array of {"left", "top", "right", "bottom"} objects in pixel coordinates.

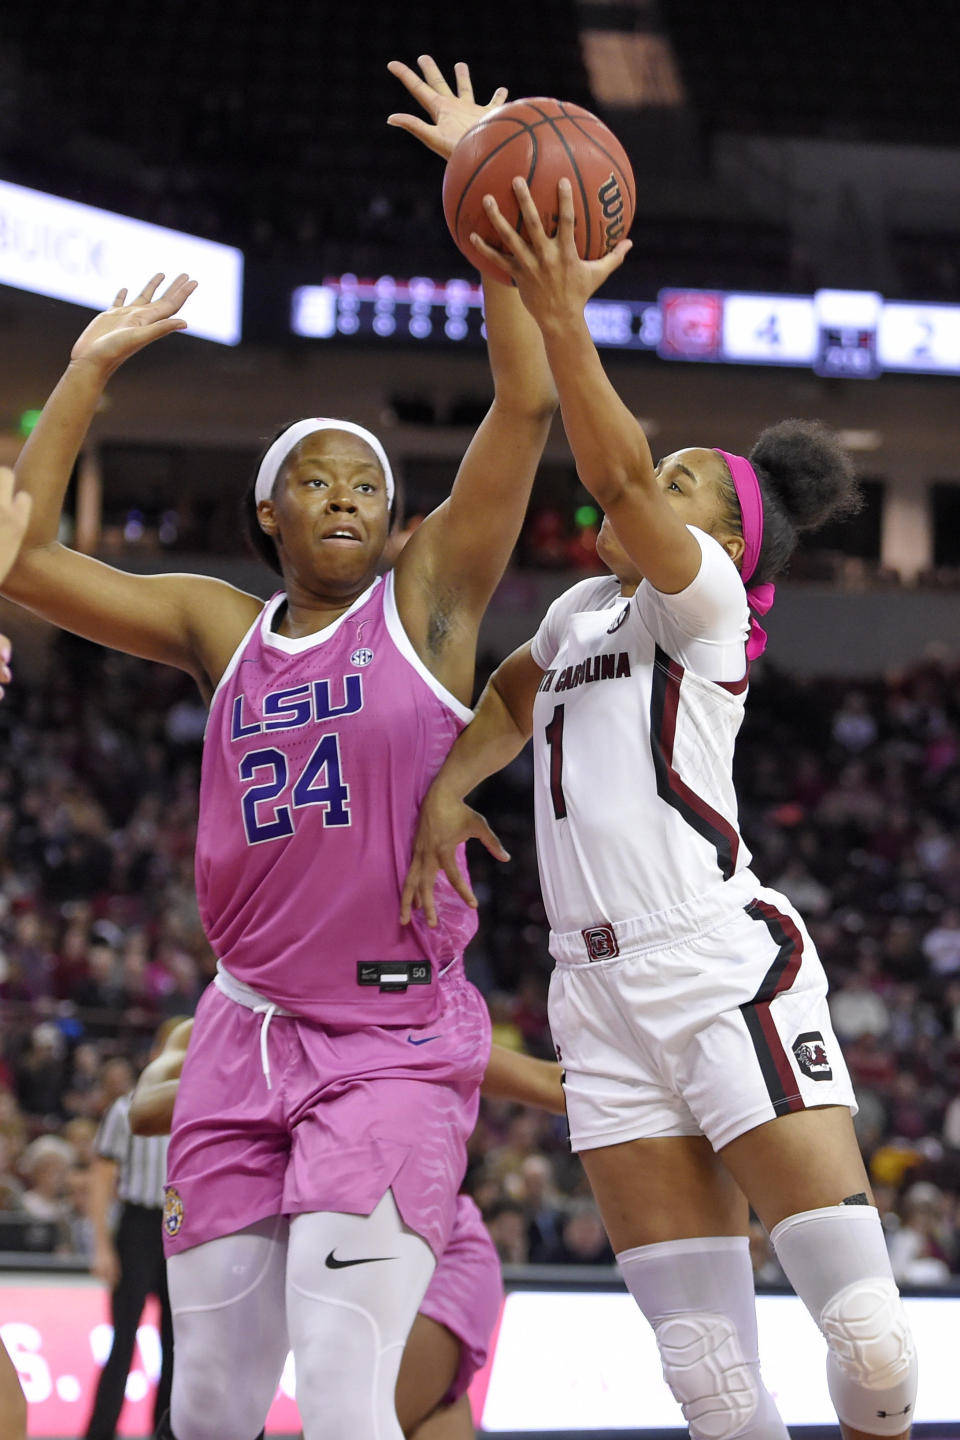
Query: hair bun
[{"left": 749, "top": 419, "right": 860, "bottom": 533}]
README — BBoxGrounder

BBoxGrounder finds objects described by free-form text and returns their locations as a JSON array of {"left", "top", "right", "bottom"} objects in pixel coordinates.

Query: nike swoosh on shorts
[
  {"left": 325, "top": 1250, "right": 395, "bottom": 1269},
  {"left": 406, "top": 1034, "right": 440, "bottom": 1045}
]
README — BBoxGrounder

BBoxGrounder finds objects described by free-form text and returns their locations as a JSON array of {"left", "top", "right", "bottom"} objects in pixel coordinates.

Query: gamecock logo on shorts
[
  {"left": 792, "top": 1031, "right": 833, "bottom": 1082},
  {"left": 582, "top": 924, "right": 620, "bottom": 960},
  {"left": 163, "top": 1186, "right": 184, "bottom": 1237}
]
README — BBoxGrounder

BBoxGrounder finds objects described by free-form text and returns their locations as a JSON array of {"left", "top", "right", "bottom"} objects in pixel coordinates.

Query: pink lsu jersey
[{"left": 195, "top": 571, "right": 477, "bottom": 1024}]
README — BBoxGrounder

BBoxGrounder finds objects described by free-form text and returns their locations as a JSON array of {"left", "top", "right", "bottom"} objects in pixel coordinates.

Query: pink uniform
[
  {"left": 420, "top": 1195, "right": 503, "bottom": 1402},
  {"left": 165, "top": 573, "right": 489, "bottom": 1257},
  {"left": 195, "top": 572, "right": 476, "bottom": 1024}
]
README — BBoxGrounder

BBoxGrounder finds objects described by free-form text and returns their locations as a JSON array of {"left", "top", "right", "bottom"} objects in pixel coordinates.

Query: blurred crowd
[{"left": 1, "top": 629, "right": 960, "bottom": 1284}]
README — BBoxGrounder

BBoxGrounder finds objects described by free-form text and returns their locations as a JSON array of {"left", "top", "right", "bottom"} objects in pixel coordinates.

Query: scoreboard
[{"left": 292, "top": 276, "right": 960, "bottom": 379}]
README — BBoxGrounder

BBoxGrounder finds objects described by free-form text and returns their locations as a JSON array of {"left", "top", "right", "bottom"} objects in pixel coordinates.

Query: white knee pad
[
  {"left": 771, "top": 1206, "right": 918, "bottom": 1437},
  {"left": 654, "top": 1310, "right": 758, "bottom": 1440},
  {"left": 822, "top": 1277, "right": 917, "bottom": 1435},
  {"left": 617, "top": 1236, "right": 788, "bottom": 1440}
]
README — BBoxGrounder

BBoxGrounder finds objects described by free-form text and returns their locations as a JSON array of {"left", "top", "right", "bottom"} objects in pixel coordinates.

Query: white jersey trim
[
  {"left": 382, "top": 570, "right": 474, "bottom": 725},
  {"left": 257, "top": 578, "right": 383, "bottom": 654},
  {"left": 204, "top": 602, "right": 272, "bottom": 735}
]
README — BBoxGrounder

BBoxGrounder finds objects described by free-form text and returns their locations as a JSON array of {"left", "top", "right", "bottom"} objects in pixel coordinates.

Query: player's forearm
[
  {"left": 438, "top": 675, "right": 530, "bottom": 803},
  {"left": 87, "top": 1157, "right": 118, "bottom": 1245},
  {"left": 483, "top": 279, "right": 558, "bottom": 418},
  {"left": 539, "top": 312, "right": 656, "bottom": 508},
  {"left": 482, "top": 1045, "right": 565, "bottom": 1114},
  {"left": 11, "top": 360, "right": 107, "bottom": 556},
  {"left": 128, "top": 1079, "right": 179, "bottom": 1136}
]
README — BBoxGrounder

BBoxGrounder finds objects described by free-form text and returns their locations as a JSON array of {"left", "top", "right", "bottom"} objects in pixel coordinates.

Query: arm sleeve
[{"left": 639, "top": 527, "right": 750, "bottom": 682}]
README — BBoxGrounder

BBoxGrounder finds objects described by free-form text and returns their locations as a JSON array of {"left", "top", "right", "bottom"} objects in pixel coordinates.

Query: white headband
[{"left": 254, "top": 418, "right": 395, "bottom": 508}]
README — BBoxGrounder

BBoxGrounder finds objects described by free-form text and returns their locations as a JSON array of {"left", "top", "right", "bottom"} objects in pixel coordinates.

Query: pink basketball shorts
[
  {"left": 419, "top": 1194, "right": 503, "bottom": 1403},
  {"left": 162, "top": 962, "right": 490, "bottom": 1260}
]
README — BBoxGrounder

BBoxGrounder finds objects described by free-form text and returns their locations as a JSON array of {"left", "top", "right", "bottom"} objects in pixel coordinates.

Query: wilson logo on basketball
[{"left": 598, "top": 174, "right": 626, "bottom": 248}]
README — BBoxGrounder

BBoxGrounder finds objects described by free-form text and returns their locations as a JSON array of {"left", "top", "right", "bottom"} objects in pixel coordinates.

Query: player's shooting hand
[
  {"left": 387, "top": 55, "right": 508, "bottom": 161},
  {"left": 70, "top": 273, "right": 197, "bottom": 380},
  {"left": 472, "top": 177, "right": 632, "bottom": 325},
  {"left": 400, "top": 781, "right": 510, "bottom": 929}
]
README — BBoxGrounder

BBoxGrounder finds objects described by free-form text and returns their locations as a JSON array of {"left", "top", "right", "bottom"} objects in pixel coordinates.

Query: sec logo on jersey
[{"left": 351, "top": 647, "right": 375, "bottom": 667}]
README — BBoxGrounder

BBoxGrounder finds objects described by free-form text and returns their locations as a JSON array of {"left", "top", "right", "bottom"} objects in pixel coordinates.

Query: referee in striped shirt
[{"left": 84, "top": 1022, "right": 182, "bottom": 1440}]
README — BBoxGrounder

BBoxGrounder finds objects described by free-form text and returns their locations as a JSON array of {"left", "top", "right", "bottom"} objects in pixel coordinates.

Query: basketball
[{"left": 442, "top": 98, "right": 635, "bottom": 283}]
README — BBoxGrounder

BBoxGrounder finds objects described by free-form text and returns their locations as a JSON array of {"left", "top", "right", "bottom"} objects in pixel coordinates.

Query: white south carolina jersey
[{"left": 529, "top": 527, "right": 754, "bottom": 945}]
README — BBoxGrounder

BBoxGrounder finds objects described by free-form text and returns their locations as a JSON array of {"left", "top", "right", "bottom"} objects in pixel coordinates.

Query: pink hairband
[{"left": 714, "top": 449, "right": 775, "bottom": 662}]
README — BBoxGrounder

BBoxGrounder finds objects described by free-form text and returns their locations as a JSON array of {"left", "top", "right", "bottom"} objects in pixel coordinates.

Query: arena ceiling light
[{"left": 0, "top": 179, "right": 243, "bottom": 345}]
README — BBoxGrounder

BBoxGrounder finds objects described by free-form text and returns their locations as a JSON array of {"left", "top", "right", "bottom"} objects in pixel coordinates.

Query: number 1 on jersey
[{"left": 545, "top": 704, "right": 567, "bottom": 820}]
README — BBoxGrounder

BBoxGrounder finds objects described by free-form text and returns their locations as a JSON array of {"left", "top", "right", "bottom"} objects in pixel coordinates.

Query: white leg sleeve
[
  {"left": 287, "top": 1190, "right": 436, "bottom": 1440},
  {"left": 617, "top": 1236, "right": 788, "bottom": 1440},
  {"left": 167, "top": 1216, "right": 290, "bottom": 1440},
  {"left": 771, "top": 1205, "right": 918, "bottom": 1437}
]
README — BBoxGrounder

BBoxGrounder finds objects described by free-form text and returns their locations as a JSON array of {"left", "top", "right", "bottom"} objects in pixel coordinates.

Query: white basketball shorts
[{"left": 548, "top": 871, "right": 857, "bottom": 1153}]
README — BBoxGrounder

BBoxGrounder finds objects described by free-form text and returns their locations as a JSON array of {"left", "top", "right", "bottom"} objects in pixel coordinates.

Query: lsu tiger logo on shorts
[
  {"left": 582, "top": 924, "right": 620, "bottom": 960},
  {"left": 792, "top": 1031, "right": 833, "bottom": 1082},
  {"left": 163, "top": 1185, "right": 184, "bottom": 1237}
]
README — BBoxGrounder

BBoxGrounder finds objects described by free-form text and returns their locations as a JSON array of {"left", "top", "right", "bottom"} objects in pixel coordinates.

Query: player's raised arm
[
  {"left": 3, "top": 276, "right": 260, "bottom": 691},
  {"left": 387, "top": 57, "right": 557, "bottom": 701},
  {"left": 401, "top": 640, "right": 543, "bottom": 926},
  {"left": 475, "top": 179, "right": 707, "bottom": 595}
]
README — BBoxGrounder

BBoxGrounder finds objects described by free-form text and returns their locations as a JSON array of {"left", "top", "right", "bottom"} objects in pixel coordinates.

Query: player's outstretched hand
[
  {"left": 473, "top": 176, "right": 632, "bottom": 323},
  {"left": 401, "top": 781, "right": 510, "bottom": 929},
  {"left": 70, "top": 273, "right": 198, "bottom": 380},
  {"left": 387, "top": 54, "right": 507, "bottom": 161}
]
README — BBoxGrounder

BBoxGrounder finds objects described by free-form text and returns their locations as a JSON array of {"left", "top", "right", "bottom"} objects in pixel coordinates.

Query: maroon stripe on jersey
[
  {"left": 739, "top": 898, "right": 806, "bottom": 1117},
  {"left": 649, "top": 646, "right": 740, "bottom": 880},
  {"left": 716, "top": 668, "right": 750, "bottom": 695}
]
